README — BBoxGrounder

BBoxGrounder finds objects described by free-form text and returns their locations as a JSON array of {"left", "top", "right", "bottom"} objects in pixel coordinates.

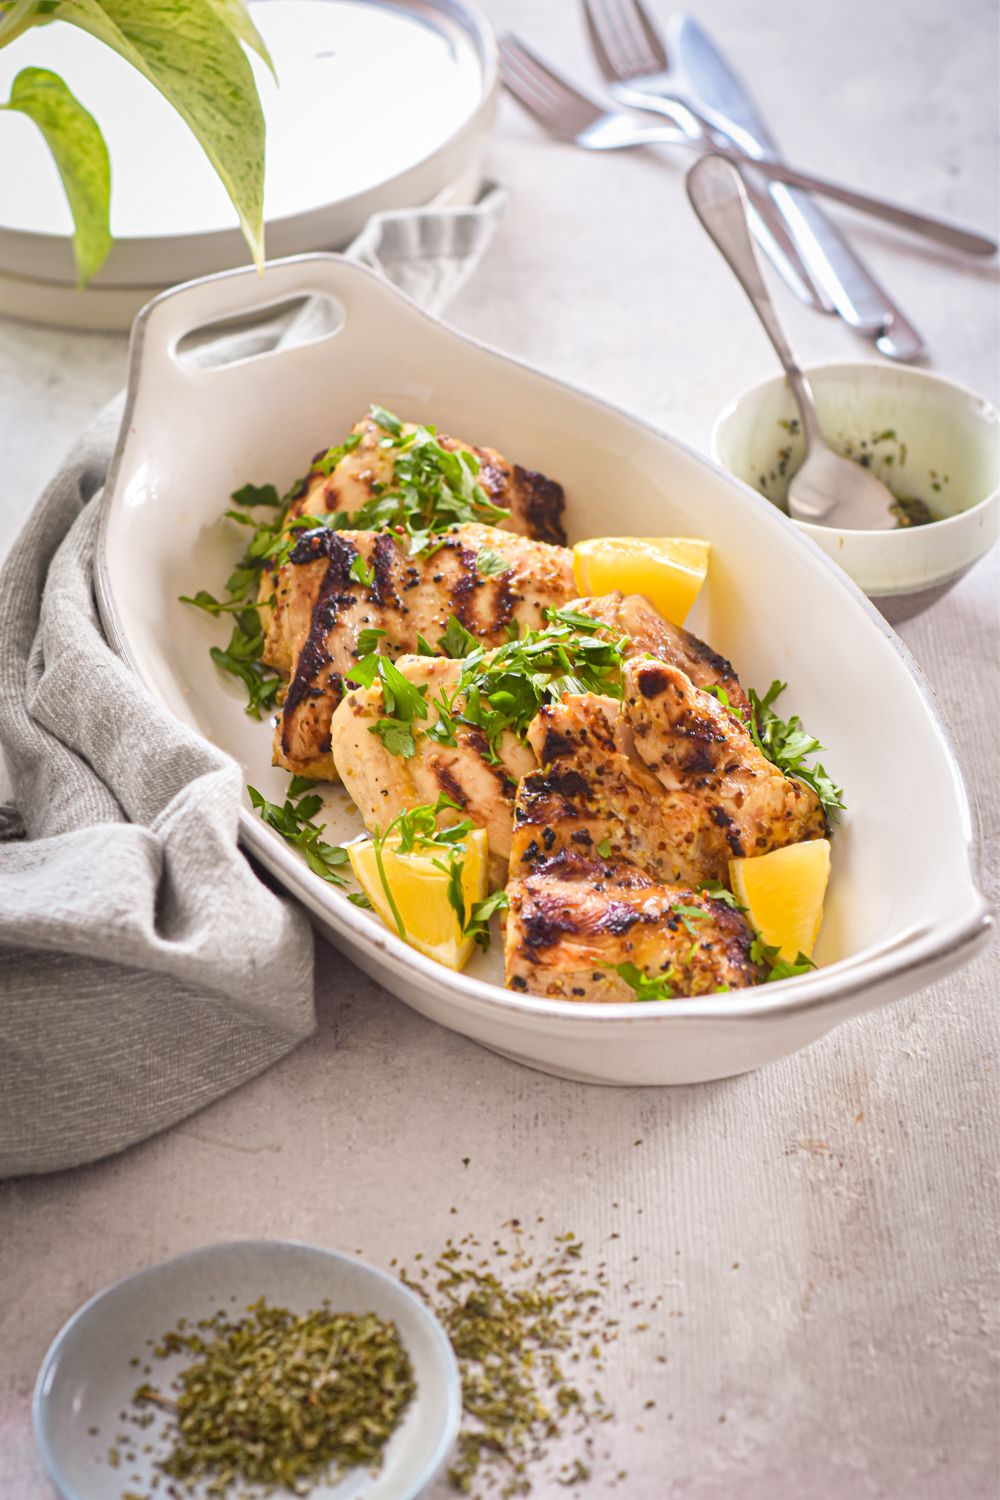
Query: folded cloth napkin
[{"left": 0, "top": 187, "right": 506, "bottom": 1179}]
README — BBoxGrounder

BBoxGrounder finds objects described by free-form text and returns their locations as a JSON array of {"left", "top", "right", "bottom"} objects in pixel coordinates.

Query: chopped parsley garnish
[
  {"left": 749, "top": 681, "right": 843, "bottom": 821},
  {"left": 356, "top": 626, "right": 387, "bottom": 656},
  {"left": 614, "top": 962, "right": 676, "bottom": 1002},
  {"left": 595, "top": 837, "right": 612, "bottom": 859},
  {"left": 357, "top": 607, "right": 628, "bottom": 764},
  {"left": 370, "top": 794, "right": 504, "bottom": 952},
  {"left": 447, "top": 609, "right": 627, "bottom": 761},
  {"left": 476, "top": 547, "right": 512, "bottom": 578},
  {"left": 670, "top": 902, "right": 711, "bottom": 937},
  {"left": 437, "top": 615, "right": 479, "bottom": 660},
  {"left": 349, "top": 653, "right": 429, "bottom": 760},
  {"left": 248, "top": 784, "right": 350, "bottom": 886},
  {"left": 349, "top": 553, "right": 374, "bottom": 588},
  {"left": 703, "top": 679, "right": 843, "bottom": 821},
  {"left": 312, "top": 406, "right": 511, "bottom": 555},
  {"left": 750, "top": 935, "right": 817, "bottom": 983},
  {"left": 316, "top": 429, "right": 363, "bottom": 476},
  {"left": 179, "top": 477, "right": 322, "bottom": 716},
  {"left": 230, "top": 481, "right": 282, "bottom": 509},
  {"left": 697, "top": 878, "right": 745, "bottom": 911}
]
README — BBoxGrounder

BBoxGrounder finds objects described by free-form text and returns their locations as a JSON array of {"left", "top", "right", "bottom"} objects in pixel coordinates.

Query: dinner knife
[{"left": 668, "top": 13, "right": 927, "bottom": 362}]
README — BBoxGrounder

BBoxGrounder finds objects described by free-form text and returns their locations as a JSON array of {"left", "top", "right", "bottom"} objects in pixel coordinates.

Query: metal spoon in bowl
[{"left": 687, "top": 155, "right": 898, "bottom": 531}]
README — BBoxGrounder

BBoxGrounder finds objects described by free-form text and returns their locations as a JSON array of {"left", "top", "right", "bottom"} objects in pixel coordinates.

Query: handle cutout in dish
[{"left": 173, "top": 293, "right": 345, "bottom": 369}]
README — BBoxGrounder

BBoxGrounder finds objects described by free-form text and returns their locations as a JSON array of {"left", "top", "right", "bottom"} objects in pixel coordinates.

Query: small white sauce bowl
[{"left": 711, "top": 362, "right": 999, "bottom": 621}]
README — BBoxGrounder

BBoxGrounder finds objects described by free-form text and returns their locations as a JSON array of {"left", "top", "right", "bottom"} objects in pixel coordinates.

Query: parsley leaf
[
  {"left": 748, "top": 681, "right": 844, "bottom": 821},
  {"left": 614, "top": 962, "right": 676, "bottom": 1002},
  {"left": 369, "top": 718, "right": 417, "bottom": 759},
  {"left": 349, "top": 553, "right": 374, "bottom": 589},
  {"left": 596, "top": 837, "right": 612, "bottom": 859},
  {"left": 697, "top": 879, "right": 745, "bottom": 911},
  {"left": 465, "top": 888, "right": 510, "bottom": 951},
  {"left": 670, "top": 902, "right": 712, "bottom": 938},
  {"left": 248, "top": 784, "right": 350, "bottom": 885},
  {"left": 230, "top": 482, "right": 281, "bottom": 508},
  {"left": 316, "top": 429, "right": 362, "bottom": 477},
  {"left": 437, "top": 616, "right": 479, "bottom": 660},
  {"left": 370, "top": 404, "right": 403, "bottom": 438},
  {"left": 476, "top": 547, "right": 512, "bottom": 578},
  {"left": 357, "top": 626, "right": 387, "bottom": 656},
  {"left": 750, "top": 934, "right": 817, "bottom": 983}
]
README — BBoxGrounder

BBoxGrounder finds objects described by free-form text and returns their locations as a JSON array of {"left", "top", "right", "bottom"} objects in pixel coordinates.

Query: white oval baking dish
[{"left": 96, "top": 255, "right": 991, "bottom": 1086}]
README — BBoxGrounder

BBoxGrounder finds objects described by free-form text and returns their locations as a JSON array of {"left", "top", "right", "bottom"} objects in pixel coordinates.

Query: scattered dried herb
[
  {"left": 400, "top": 1222, "right": 627, "bottom": 1498},
  {"left": 130, "top": 1299, "right": 414, "bottom": 1497}
]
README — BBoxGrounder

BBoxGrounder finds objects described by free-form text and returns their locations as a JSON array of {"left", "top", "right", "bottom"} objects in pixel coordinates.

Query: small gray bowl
[{"left": 33, "top": 1239, "right": 461, "bottom": 1500}]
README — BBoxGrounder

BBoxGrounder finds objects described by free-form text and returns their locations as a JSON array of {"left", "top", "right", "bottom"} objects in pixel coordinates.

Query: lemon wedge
[
  {"left": 348, "top": 827, "right": 488, "bottom": 971},
  {"left": 729, "top": 839, "right": 831, "bottom": 962},
  {"left": 573, "top": 536, "right": 710, "bottom": 625}
]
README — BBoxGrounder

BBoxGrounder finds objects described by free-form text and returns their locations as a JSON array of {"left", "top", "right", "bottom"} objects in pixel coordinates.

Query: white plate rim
[
  {"left": 32, "top": 1237, "right": 462, "bottom": 1500},
  {"left": 94, "top": 254, "right": 993, "bottom": 1030}
]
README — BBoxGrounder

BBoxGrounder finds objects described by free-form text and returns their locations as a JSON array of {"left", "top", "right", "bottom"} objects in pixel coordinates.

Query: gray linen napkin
[{"left": 0, "top": 187, "right": 506, "bottom": 1179}]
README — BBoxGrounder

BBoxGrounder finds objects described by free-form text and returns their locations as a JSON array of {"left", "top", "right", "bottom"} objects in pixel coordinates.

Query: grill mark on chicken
[
  {"left": 268, "top": 524, "right": 576, "bottom": 778},
  {"left": 511, "top": 673, "right": 825, "bottom": 889},
  {"left": 504, "top": 854, "right": 757, "bottom": 1001},
  {"left": 281, "top": 532, "right": 357, "bottom": 726}
]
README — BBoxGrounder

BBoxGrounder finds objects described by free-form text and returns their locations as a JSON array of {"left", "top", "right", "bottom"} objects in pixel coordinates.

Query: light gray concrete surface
[{"left": 1, "top": 1, "right": 998, "bottom": 1496}]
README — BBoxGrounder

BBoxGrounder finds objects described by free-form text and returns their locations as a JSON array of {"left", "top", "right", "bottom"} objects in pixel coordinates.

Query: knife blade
[{"left": 668, "top": 14, "right": 926, "bottom": 361}]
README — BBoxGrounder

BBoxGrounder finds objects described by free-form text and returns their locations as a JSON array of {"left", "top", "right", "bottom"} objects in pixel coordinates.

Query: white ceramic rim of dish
[
  {"left": 32, "top": 1238, "right": 462, "bottom": 1500},
  {"left": 710, "top": 360, "right": 1000, "bottom": 538},
  {"left": 94, "top": 254, "right": 992, "bottom": 1028}
]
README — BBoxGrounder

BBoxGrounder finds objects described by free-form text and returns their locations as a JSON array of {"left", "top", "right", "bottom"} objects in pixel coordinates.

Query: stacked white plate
[{"left": 0, "top": 0, "right": 497, "bottom": 330}]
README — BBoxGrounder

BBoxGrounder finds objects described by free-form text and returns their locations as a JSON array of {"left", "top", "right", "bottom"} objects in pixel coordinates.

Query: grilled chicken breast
[
  {"left": 512, "top": 668, "right": 825, "bottom": 888},
  {"left": 504, "top": 851, "right": 757, "bottom": 1001},
  {"left": 624, "top": 656, "right": 826, "bottom": 858},
  {"left": 332, "top": 655, "right": 534, "bottom": 881},
  {"left": 288, "top": 413, "right": 567, "bottom": 545},
  {"left": 264, "top": 523, "right": 575, "bottom": 779},
  {"left": 572, "top": 591, "right": 749, "bottom": 714}
]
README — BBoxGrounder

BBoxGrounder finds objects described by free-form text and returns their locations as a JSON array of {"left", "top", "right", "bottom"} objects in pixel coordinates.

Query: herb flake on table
[{"left": 399, "top": 1220, "right": 632, "bottom": 1497}]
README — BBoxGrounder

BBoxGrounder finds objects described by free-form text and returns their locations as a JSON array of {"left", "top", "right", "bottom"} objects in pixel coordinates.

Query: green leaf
[
  {"left": 437, "top": 616, "right": 479, "bottom": 660},
  {"left": 205, "top": 0, "right": 274, "bottom": 76},
  {"left": 54, "top": 0, "right": 266, "bottom": 267},
  {"left": 613, "top": 962, "right": 676, "bottom": 1002},
  {"left": 1, "top": 67, "right": 111, "bottom": 285},
  {"left": 231, "top": 481, "right": 281, "bottom": 508},
  {"left": 476, "top": 547, "right": 512, "bottom": 578},
  {"left": 369, "top": 718, "right": 416, "bottom": 759}
]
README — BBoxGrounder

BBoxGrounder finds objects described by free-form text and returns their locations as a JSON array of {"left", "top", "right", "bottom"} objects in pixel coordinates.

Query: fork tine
[
  {"left": 582, "top": 0, "right": 641, "bottom": 81},
  {"left": 590, "top": 0, "right": 667, "bottom": 78},
  {"left": 581, "top": 0, "right": 617, "bottom": 83},
  {"left": 498, "top": 35, "right": 602, "bottom": 134},
  {"left": 630, "top": 0, "right": 670, "bottom": 70}
]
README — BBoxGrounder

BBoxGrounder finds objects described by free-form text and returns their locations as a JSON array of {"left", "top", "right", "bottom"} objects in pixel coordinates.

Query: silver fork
[
  {"left": 498, "top": 36, "right": 995, "bottom": 261},
  {"left": 580, "top": 1, "right": 835, "bottom": 313},
  {"left": 577, "top": 1, "right": 931, "bottom": 356}
]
